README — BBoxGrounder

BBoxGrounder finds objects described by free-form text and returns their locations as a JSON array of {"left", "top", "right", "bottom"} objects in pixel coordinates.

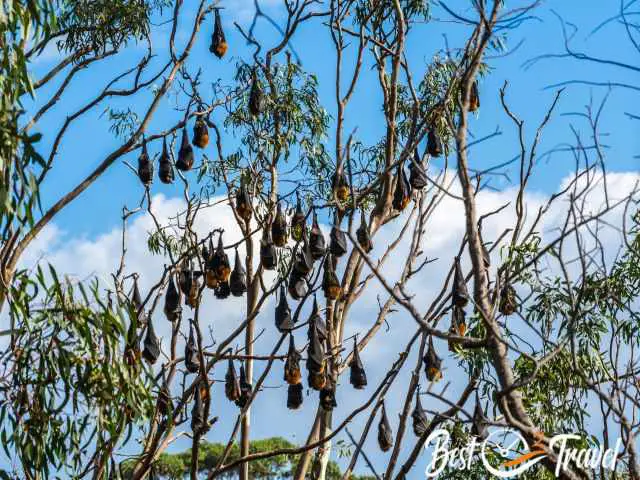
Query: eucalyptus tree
[
  {"left": 0, "top": 0, "right": 194, "bottom": 307},
  {"left": 2, "top": 1, "right": 640, "bottom": 480}
]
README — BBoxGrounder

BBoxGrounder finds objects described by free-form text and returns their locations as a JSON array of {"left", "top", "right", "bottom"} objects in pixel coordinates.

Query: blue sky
[
  {"left": 18, "top": 1, "right": 640, "bottom": 478},
  {"left": 27, "top": 0, "right": 640, "bottom": 238}
]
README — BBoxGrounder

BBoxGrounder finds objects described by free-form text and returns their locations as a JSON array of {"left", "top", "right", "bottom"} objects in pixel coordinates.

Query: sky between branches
[{"left": 16, "top": 0, "right": 640, "bottom": 477}]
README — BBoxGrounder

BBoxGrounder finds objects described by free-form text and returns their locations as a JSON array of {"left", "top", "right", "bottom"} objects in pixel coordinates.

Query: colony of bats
[{"left": 130, "top": 8, "right": 507, "bottom": 450}]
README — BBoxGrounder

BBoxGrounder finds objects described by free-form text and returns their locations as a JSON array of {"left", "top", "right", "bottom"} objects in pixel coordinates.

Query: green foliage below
[
  {"left": 2, "top": 265, "right": 156, "bottom": 477},
  {"left": 121, "top": 437, "right": 375, "bottom": 480}
]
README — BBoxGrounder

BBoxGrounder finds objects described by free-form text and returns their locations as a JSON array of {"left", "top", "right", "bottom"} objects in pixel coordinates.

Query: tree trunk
[
  {"left": 293, "top": 409, "right": 321, "bottom": 480},
  {"left": 240, "top": 230, "right": 257, "bottom": 480},
  {"left": 315, "top": 411, "right": 333, "bottom": 479}
]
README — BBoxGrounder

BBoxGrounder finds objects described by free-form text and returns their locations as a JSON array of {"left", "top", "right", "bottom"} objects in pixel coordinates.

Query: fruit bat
[
  {"left": 158, "top": 138, "right": 174, "bottom": 184},
  {"left": 185, "top": 324, "right": 200, "bottom": 374},
  {"left": 308, "top": 370, "right": 327, "bottom": 391},
  {"left": 320, "top": 382, "right": 337, "bottom": 411},
  {"left": 271, "top": 202, "right": 289, "bottom": 247},
  {"left": 225, "top": 358, "right": 241, "bottom": 402},
  {"left": 423, "top": 337, "right": 442, "bottom": 382},
  {"left": 309, "top": 209, "right": 326, "bottom": 260},
  {"left": 294, "top": 233, "right": 313, "bottom": 275},
  {"left": 322, "top": 256, "right": 341, "bottom": 300},
  {"left": 332, "top": 166, "right": 349, "bottom": 202},
  {"left": 192, "top": 118, "right": 209, "bottom": 149},
  {"left": 275, "top": 285, "right": 294, "bottom": 332},
  {"left": 198, "top": 378, "right": 210, "bottom": 402},
  {"left": 142, "top": 316, "right": 161, "bottom": 364},
  {"left": 291, "top": 195, "right": 306, "bottom": 242},
  {"left": 191, "top": 383, "right": 206, "bottom": 435},
  {"left": 179, "top": 263, "right": 201, "bottom": 308},
  {"left": 378, "top": 403, "right": 394, "bottom": 452},
  {"left": 453, "top": 305, "right": 466, "bottom": 336},
  {"left": 412, "top": 390, "right": 428, "bottom": 437},
  {"left": 448, "top": 305, "right": 467, "bottom": 352},
  {"left": 248, "top": 70, "right": 262, "bottom": 116},
  {"left": 287, "top": 383, "right": 303, "bottom": 410},
  {"left": 499, "top": 284, "right": 517, "bottom": 316},
  {"left": 349, "top": 338, "right": 367, "bottom": 390},
  {"left": 187, "top": 273, "right": 200, "bottom": 309},
  {"left": 410, "top": 149, "right": 428, "bottom": 190},
  {"left": 137, "top": 140, "right": 153, "bottom": 186},
  {"left": 235, "top": 180, "right": 252, "bottom": 221},
  {"left": 356, "top": 210, "right": 373, "bottom": 253},
  {"left": 209, "top": 8, "right": 227, "bottom": 59},
  {"left": 211, "top": 235, "right": 231, "bottom": 282},
  {"left": 176, "top": 128, "right": 194, "bottom": 171},
  {"left": 329, "top": 224, "right": 347, "bottom": 257},
  {"left": 214, "top": 280, "right": 231, "bottom": 299},
  {"left": 205, "top": 238, "right": 219, "bottom": 290},
  {"left": 179, "top": 266, "right": 192, "bottom": 297},
  {"left": 307, "top": 296, "right": 327, "bottom": 342},
  {"left": 229, "top": 249, "right": 247, "bottom": 297},
  {"left": 164, "top": 273, "right": 181, "bottom": 322},
  {"left": 392, "top": 163, "right": 411, "bottom": 212},
  {"left": 284, "top": 335, "right": 302, "bottom": 385},
  {"left": 306, "top": 325, "right": 326, "bottom": 391},
  {"left": 427, "top": 128, "right": 443, "bottom": 158},
  {"left": 260, "top": 228, "right": 277, "bottom": 270},
  {"left": 469, "top": 81, "right": 480, "bottom": 112},
  {"left": 288, "top": 269, "right": 308, "bottom": 300},
  {"left": 131, "top": 276, "right": 144, "bottom": 321},
  {"left": 236, "top": 365, "right": 252, "bottom": 408}
]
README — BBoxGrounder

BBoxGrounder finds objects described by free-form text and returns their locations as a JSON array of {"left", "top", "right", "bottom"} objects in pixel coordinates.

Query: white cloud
[{"left": 18, "top": 170, "right": 640, "bottom": 476}]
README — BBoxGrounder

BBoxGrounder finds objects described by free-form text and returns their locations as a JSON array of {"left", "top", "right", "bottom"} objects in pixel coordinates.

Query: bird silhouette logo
[{"left": 482, "top": 430, "right": 548, "bottom": 478}]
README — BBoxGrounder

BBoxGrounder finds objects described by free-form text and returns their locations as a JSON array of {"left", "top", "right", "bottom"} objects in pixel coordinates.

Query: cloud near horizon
[{"left": 15, "top": 169, "right": 640, "bottom": 477}]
